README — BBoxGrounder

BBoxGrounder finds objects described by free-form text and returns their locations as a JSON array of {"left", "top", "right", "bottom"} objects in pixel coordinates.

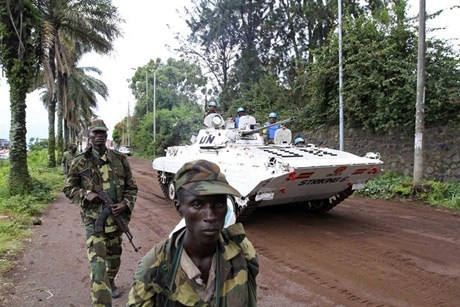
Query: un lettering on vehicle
[
  {"left": 298, "top": 176, "right": 349, "bottom": 186},
  {"left": 199, "top": 134, "right": 216, "bottom": 144}
]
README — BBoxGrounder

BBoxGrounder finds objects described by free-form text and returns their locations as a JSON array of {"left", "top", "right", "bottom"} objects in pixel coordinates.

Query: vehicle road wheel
[
  {"left": 167, "top": 180, "right": 176, "bottom": 202},
  {"left": 308, "top": 199, "right": 334, "bottom": 213},
  {"left": 158, "top": 171, "right": 175, "bottom": 202}
]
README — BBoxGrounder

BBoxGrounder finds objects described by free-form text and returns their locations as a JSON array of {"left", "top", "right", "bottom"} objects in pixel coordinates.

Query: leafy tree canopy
[{"left": 117, "top": 58, "right": 206, "bottom": 157}]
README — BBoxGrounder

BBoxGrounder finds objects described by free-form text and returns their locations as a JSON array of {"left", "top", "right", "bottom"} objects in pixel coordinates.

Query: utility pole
[
  {"left": 338, "top": 0, "right": 344, "bottom": 151},
  {"left": 127, "top": 101, "right": 130, "bottom": 147},
  {"left": 145, "top": 71, "right": 149, "bottom": 113},
  {"left": 413, "top": 0, "right": 426, "bottom": 186},
  {"left": 121, "top": 124, "right": 124, "bottom": 146},
  {"left": 153, "top": 70, "right": 156, "bottom": 144}
]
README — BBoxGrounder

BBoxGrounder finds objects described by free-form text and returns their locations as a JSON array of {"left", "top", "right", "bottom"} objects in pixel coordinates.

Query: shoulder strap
[
  {"left": 215, "top": 245, "right": 222, "bottom": 307},
  {"left": 166, "top": 233, "right": 184, "bottom": 294}
]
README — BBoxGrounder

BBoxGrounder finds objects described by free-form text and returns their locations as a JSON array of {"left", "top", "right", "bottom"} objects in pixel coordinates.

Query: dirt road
[{"left": 2, "top": 157, "right": 460, "bottom": 306}]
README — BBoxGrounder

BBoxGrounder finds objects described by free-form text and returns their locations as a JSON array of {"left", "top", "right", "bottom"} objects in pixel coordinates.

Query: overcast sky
[{"left": 0, "top": 0, "right": 458, "bottom": 141}]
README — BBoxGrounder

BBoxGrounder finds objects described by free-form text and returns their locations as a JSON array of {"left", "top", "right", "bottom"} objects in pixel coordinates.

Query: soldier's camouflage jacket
[
  {"left": 61, "top": 150, "right": 77, "bottom": 174},
  {"left": 127, "top": 223, "right": 258, "bottom": 306},
  {"left": 63, "top": 149, "right": 137, "bottom": 229}
]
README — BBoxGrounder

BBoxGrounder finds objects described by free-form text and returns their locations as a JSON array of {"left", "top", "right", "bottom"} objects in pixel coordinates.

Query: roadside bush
[
  {"left": 424, "top": 181, "right": 460, "bottom": 210},
  {"left": 0, "top": 161, "right": 8, "bottom": 199},
  {"left": 357, "top": 172, "right": 460, "bottom": 211},
  {"left": 358, "top": 172, "right": 412, "bottom": 199},
  {"left": 0, "top": 194, "right": 46, "bottom": 216}
]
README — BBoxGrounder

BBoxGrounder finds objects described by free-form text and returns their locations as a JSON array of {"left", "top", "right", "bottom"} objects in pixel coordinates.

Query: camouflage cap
[
  {"left": 88, "top": 119, "right": 108, "bottom": 132},
  {"left": 174, "top": 160, "right": 241, "bottom": 197}
]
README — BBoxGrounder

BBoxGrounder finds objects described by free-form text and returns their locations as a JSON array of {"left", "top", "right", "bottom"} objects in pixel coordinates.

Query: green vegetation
[
  {"left": 28, "top": 137, "right": 49, "bottom": 151},
  {"left": 120, "top": 58, "right": 206, "bottom": 157},
  {"left": 3, "top": 1, "right": 459, "bottom": 187},
  {"left": 0, "top": 0, "right": 121, "bottom": 195},
  {"left": 122, "top": 1, "right": 460, "bottom": 159},
  {"left": 0, "top": 150, "right": 63, "bottom": 274},
  {"left": 357, "top": 172, "right": 460, "bottom": 211}
]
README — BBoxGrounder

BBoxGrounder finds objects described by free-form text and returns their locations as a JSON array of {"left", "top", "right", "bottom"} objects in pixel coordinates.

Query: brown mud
[{"left": 1, "top": 157, "right": 459, "bottom": 306}]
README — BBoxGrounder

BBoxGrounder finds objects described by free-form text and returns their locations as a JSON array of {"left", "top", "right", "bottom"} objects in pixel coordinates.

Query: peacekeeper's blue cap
[{"left": 294, "top": 137, "right": 305, "bottom": 145}]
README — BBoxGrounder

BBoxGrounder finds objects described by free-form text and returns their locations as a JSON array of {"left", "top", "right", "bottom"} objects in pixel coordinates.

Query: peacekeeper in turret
[
  {"left": 294, "top": 137, "right": 306, "bottom": 147},
  {"left": 204, "top": 101, "right": 218, "bottom": 118},
  {"left": 235, "top": 107, "right": 246, "bottom": 128},
  {"left": 263, "top": 112, "right": 280, "bottom": 144}
]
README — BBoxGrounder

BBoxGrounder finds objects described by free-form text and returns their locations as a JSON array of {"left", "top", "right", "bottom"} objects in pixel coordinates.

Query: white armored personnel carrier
[{"left": 153, "top": 114, "right": 383, "bottom": 220}]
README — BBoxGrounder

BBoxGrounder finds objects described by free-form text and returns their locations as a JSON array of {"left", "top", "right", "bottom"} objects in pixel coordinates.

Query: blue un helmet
[
  {"left": 208, "top": 101, "right": 217, "bottom": 107},
  {"left": 237, "top": 107, "right": 245, "bottom": 113},
  {"left": 294, "top": 137, "right": 305, "bottom": 145},
  {"left": 268, "top": 112, "right": 278, "bottom": 118}
]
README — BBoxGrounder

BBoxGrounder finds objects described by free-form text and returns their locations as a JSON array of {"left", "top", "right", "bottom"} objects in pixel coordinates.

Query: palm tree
[
  {"left": 37, "top": 0, "right": 122, "bottom": 166},
  {"left": 0, "top": 0, "right": 120, "bottom": 193},
  {"left": 63, "top": 65, "right": 109, "bottom": 146},
  {"left": 40, "top": 65, "right": 108, "bottom": 149},
  {"left": 0, "top": 0, "right": 40, "bottom": 195}
]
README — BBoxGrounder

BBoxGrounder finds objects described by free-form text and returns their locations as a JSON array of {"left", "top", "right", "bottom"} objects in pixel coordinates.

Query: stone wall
[{"left": 303, "top": 124, "right": 460, "bottom": 182}]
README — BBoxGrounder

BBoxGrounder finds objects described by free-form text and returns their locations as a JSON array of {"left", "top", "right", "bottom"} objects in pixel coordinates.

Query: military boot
[{"left": 109, "top": 279, "right": 120, "bottom": 299}]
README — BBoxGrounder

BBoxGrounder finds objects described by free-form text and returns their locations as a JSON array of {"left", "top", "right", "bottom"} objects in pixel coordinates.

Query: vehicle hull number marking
[{"left": 298, "top": 176, "right": 349, "bottom": 186}]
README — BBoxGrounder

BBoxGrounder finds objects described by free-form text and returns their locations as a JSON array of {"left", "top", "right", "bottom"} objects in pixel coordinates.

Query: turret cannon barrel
[{"left": 241, "top": 117, "right": 295, "bottom": 136}]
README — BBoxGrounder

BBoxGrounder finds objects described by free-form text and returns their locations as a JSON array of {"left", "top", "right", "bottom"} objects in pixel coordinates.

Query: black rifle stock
[{"left": 95, "top": 189, "right": 140, "bottom": 252}]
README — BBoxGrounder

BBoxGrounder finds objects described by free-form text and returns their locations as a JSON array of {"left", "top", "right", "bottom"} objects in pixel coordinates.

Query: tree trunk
[
  {"left": 57, "top": 99, "right": 64, "bottom": 164},
  {"left": 64, "top": 118, "right": 70, "bottom": 146},
  {"left": 8, "top": 74, "right": 32, "bottom": 195},
  {"left": 47, "top": 99, "right": 57, "bottom": 167}
]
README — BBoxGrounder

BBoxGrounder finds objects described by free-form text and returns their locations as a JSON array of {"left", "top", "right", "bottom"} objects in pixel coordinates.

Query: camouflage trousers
[{"left": 85, "top": 225, "right": 123, "bottom": 307}]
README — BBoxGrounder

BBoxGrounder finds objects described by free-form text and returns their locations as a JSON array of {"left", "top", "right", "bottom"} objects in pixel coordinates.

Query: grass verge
[
  {"left": 356, "top": 171, "right": 460, "bottom": 211},
  {"left": 0, "top": 150, "right": 63, "bottom": 275}
]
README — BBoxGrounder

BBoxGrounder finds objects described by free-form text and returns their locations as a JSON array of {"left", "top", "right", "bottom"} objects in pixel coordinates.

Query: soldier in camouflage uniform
[
  {"left": 127, "top": 159, "right": 258, "bottom": 306},
  {"left": 61, "top": 143, "right": 78, "bottom": 174},
  {"left": 63, "top": 119, "right": 138, "bottom": 306}
]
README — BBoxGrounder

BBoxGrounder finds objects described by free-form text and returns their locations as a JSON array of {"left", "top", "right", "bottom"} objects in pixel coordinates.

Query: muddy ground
[{"left": 1, "top": 157, "right": 460, "bottom": 306}]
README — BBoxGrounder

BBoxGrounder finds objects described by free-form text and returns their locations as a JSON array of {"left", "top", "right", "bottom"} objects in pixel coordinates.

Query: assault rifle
[
  {"left": 95, "top": 188, "right": 140, "bottom": 252},
  {"left": 80, "top": 167, "right": 140, "bottom": 252}
]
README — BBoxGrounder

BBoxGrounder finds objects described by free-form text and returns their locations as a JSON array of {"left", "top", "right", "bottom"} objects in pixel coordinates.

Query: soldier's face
[
  {"left": 208, "top": 105, "right": 216, "bottom": 111},
  {"left": 269, "top": 117, "right": 276, "bottom": 124},
  {"left": 89, "top": 130, "right": 108, "bottom": 146},
  {"left": 180, "top": 193, "right": 227, "bottom": 246}
]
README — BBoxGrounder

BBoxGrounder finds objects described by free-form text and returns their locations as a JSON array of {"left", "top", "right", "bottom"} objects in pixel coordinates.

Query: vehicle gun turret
[{"left": 240, "top": 117, "right": 295, "bottom": 136}]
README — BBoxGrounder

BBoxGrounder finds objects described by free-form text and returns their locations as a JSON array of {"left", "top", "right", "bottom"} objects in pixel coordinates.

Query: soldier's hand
[
  {"left": 85, "top": 192, "right": 102, "bottom": 204},
  {"left": 111, "top": 202, "right": 128, "bottom": 216}
]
